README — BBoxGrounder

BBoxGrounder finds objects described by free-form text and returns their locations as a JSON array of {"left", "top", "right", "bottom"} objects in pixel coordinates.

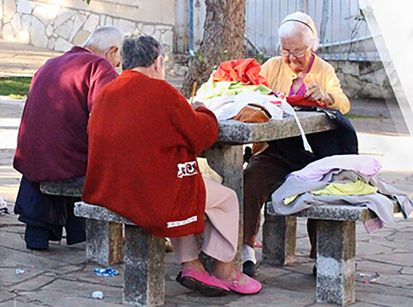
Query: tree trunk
[{"left": 181, "top": 0, "right": 246, "bottom": 97}]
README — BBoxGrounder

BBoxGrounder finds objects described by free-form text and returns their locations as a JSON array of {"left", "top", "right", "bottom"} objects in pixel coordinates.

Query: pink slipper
[
  {"left": 177, "top": 268, "right": 230, "bottom": 297},
  {"left": 219, "top": 270, "right": 262, "bottom": 295}
]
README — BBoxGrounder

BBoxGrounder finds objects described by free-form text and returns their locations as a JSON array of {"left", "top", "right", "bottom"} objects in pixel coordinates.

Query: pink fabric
[
  {"left": 219, "top": 270, "right": 262, "bottom": 294},
  {"left": 363, "top": 218, "right": 384, "bottom": 234},
  {"left": 289, "top": 155, "right": 382, "bottom": 182},
  {"left": 181, "top": 268, "right": 229, "bottom": 290},
  {"left": 171, "top": 176, "right": 239, "bottom": 263},
  {"left": 288, "top": 53, "right": 315, "bottom": 97}
]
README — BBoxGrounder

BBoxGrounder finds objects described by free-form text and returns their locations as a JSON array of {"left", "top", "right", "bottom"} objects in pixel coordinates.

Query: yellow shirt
[{"left": 260, "top": 55, "right": 350, "bottom": 114}]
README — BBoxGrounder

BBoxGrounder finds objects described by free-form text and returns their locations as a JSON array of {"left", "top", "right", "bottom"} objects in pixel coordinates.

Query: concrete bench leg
[
  {"left": 86, "top": 219, "right": 123, "bottom": 265},
  {"left": 123, "top": 225, "right": 165, "bottom": 306},
  {"left": 262, "top": 212, "right": 297, "bottom": 265},
  {"left": 316, "top": 220, "right": 356, "bottom": 306},
  {"left": 205, "top": 144, "right": 244, "bottom": 266}
]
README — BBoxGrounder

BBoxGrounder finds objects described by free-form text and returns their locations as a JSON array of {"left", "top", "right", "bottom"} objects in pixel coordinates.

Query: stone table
[{"left": 206, "top": 111, "right": 336, "bottom": 263}]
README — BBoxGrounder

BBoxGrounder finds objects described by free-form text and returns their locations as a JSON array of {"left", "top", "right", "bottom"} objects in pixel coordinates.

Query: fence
[{"left": 245, "top": 0, "right": 371, "bottom": 57}]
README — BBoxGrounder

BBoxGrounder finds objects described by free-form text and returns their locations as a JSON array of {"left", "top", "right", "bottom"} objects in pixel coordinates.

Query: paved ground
[{"left": 1, "top": 41, "right": 413, "bottom": 306}]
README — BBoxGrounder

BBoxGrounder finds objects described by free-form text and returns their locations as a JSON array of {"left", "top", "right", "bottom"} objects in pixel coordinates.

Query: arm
[
  {"left": 305, "top": 66, "right": 350, "bottom": 114},
  {"left": 168, "top": 85, "right": 219, "bottom": 155},
  {"left": 324, "top": 66, "right": 350, "bottom": 114}
]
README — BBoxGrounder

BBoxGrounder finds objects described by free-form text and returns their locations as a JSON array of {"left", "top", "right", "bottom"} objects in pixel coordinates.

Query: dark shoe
[
  {"left": 312, "top": 265, "right": 317, "bottom": 276},
  {"left": 176, "top": 269, "right": 229, "bottom": 297},
  {"left": 25, "top": 225, "right": 49, "bottom": 250},
  {"left": 243, "top": 260, "right": 258, "bottom": 278}
]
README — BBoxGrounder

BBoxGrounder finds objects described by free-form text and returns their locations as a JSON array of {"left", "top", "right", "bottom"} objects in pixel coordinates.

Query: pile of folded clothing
[
  {"left": 194, "top": 58, "right": 312, "bottom": 152},
  {"left": 194, "top": 58, "right": 286, "bottom": 121},
  {"left": 271, "top": 154, "right": 413, "bottom": 233}
]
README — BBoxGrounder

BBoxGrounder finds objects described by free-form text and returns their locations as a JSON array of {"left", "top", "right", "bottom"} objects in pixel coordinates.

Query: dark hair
[{"left": 121, "top": 35, "right": 163, "bottom": 70}]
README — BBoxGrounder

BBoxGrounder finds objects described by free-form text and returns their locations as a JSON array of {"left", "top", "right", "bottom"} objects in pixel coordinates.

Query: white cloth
[
  {"left": 271, "top": 156, "right": 413, "bottom": 232},
  {"left": 242, "top": 243, "right": 257, "bottom": 264},
  {"left": 0, "top": 196, "right": 6, "bottom": 208},
  {"left": 200, "top": 91, "right": 313, "bottom": 152},
  {"left": 201, "top": 91, "right": 284, "bottom": 121}
]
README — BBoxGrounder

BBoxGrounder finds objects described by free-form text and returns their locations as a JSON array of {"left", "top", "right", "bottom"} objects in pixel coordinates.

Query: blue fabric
[
  {"left": 14, "top": 177, "right": 85, "bottom": 247},
  {"left": 267, "top": 109, "right": 358, "bottom": 166}
]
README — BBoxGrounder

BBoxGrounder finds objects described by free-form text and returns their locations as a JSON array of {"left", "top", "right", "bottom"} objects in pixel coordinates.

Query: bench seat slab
[
  {"left": 123, "top": 225, "right": 165, "bottom": 306},
  {"left": 316, "top": 220, "right": 356, "bottom": 306}
]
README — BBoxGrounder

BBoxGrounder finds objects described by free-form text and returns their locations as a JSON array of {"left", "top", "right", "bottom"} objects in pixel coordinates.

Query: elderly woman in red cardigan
[{"left": 82, "top": 36, "right": 262, "bottom": 296}]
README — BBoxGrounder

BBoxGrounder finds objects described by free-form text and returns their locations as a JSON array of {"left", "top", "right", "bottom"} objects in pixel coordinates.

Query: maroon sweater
[
  {"left": 83, "top": 70, "right": 219, "bottom": 237},
  {"left": 14, "top": 47, "right": 118, "bottom": 182}
]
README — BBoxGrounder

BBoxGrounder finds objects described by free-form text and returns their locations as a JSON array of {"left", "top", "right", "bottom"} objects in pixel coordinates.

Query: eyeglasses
[{"left": 279, "top": 47, "right": 309, "bottom": 58}]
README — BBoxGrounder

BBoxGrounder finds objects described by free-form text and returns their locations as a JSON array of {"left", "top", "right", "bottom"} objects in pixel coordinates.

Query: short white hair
[
  {"left": 84, "top": 26, "right": 123, "bottom": 52},
  {"left": 278, "top": 11, "right": 319, "bottom": 51}
]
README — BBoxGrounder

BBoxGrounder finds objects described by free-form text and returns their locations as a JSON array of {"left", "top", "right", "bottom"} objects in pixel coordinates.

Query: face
[
  {"left": 280, "top": 34, "right": 312, "bottom": 74},
  {"left": 105, "top": 46, "right": 121, "bottom": 68}
]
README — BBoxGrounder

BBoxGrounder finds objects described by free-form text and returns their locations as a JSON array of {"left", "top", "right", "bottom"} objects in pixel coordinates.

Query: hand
[
  {"left": 305, "top": 83, "right": 334, "bottom": 106},
  {"left": 191, "top": 101, "right": 205, "bottom": 110}
]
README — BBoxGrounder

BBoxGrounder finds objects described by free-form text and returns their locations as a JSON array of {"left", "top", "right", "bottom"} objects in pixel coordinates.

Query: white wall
[{"left": 0, "top": 0, "right": 175, "bottom": 52}]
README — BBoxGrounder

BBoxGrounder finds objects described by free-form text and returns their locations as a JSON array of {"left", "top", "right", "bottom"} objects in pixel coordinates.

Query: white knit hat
[{"left": 279, "top": 11, "right": 319, "bottom": 51}]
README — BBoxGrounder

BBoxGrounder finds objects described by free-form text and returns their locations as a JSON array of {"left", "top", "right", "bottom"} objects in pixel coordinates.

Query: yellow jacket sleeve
[{"left": 324, "top": 64, "right": 350, "bottom": 114}]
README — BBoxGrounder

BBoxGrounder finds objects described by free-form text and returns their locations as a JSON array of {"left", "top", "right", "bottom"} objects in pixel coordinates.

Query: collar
[{"left": 283, "top": 53, "right": 320, "bottom": 79}]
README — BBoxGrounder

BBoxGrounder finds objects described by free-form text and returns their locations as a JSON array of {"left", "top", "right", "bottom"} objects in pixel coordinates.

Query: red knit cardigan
[{"left": 82, "top": 70, "right": 219, "bottom": 237}]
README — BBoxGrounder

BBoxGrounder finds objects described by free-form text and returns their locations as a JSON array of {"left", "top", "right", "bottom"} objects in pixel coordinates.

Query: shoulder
[
  {"left": 156, "top": 79, "right": 187, "bottom": 100},
  {"left": 314, "top": 55, "right": 335, "bottom": 73},
  {"left": 262, "top": 56, "right": 283, "bottom": 69}
]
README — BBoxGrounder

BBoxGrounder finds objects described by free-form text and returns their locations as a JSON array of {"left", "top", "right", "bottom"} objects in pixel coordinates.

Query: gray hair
[
  {"left": 121, "top": 35, "right": 163, "bottom": 70},
  {"left": 84, "top": 26, "right": 123, "bottom": 53},
  {"left": 278, "top": 11, "right": 319, "bottom": 51}
]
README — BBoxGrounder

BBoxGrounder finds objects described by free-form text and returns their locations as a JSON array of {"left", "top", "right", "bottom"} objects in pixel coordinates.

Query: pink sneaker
[
  {"left": 177, "top": 268, "right": 230, "bottom": 297},
  {"left": 219, "top": 271, "right": 262, "bottom": 295}
]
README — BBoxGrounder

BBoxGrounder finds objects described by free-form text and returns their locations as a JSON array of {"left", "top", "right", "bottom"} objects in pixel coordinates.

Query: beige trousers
[{"left": 170, "top": 176, "right": 239, "bottom": 263}]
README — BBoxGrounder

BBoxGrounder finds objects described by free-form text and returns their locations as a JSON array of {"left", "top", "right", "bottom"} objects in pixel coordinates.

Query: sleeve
[
  {"left": 167, "top": 84, "right": 219, "bottom": 155},
  {"left": 260, "top": 58, "right": 272, "bottom": 80},
  {"left": 324, "top": 65, "right": 351, "bottom": 114},
  {"left": 87, "top": 59, "right": 119, "bottom": 112}
]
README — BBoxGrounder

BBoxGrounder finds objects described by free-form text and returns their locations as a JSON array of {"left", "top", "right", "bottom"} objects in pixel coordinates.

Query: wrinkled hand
[
  {"left": 191, "top": 101, "right": 205, "bottom": 110},
  {"left": 305, "top": 83, "right": 334, "bottom": 106}
]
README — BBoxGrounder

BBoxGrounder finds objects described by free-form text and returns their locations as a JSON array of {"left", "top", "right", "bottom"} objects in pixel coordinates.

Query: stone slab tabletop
[{"left": 218, "top": 111, "right": 336, "bottom": 144}]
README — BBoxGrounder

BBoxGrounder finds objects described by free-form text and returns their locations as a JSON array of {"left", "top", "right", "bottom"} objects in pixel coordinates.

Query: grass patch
[
  {"left": 346, "top": 113, "right": 380, "bottom": 120},
  {"left": 0, "top": 77, "right": 31, "bottom": 99}
]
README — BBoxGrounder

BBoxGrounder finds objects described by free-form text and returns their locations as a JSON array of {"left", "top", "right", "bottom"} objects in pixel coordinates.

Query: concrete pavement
[
  {"left": 1, "top": 96, "right": 413, "bottom": 306},
  {"left": 1, "top": 41, "right": 413, "bottom": 306}
]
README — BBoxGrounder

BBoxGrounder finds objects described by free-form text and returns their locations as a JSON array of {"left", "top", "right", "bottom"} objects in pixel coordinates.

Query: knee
[
  {"left": 244, "top": 165, "right": 257, "bottom": 187},
  {"left": 222, "top": 188, "right": 238, "bottom": 207}
]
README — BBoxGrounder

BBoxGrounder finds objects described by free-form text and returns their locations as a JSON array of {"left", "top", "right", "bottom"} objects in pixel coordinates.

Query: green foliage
[
  {"left": 345, "top": 113, "right": 377, "bottom": 120},
  {"left": 0, "top": 77, "right": 31, "bottom": 99}
]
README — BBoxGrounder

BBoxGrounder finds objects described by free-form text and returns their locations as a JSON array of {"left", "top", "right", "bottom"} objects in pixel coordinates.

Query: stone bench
[
  {"left": 262, "top": 202, "right": 401, "bottom": 306},
  {"left": 39, "top": 182, "right": 123, "bottom": 266},
  {"left": 74, "top": 201, "right": 165, "bottom": 306}
]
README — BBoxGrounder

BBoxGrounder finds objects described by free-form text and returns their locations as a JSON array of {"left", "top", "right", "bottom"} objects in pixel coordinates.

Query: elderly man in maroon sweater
[{"left": 13, "top": 26, "right": 123, "bottom": 250}]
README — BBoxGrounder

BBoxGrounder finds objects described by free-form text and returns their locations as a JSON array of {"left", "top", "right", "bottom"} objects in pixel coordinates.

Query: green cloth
[
  {"left": 312, "top": 180, "right": 378, "bottom": 196},
  {"left": 283, "top": 180, "right": 378, "bottom": 205},
  {"left": 196, "top": 77, "right": 272, "bottom": 100}
]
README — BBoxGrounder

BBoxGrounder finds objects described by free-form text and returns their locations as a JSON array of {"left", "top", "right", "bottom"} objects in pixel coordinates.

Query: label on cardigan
[
  {"left": 177, "top": 161, "right": 198, "bottom": 178},
  {"left": 167, "top": 215, "right": 198, "bottom": 228}
]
